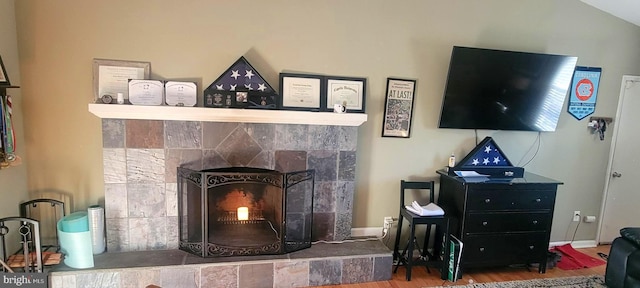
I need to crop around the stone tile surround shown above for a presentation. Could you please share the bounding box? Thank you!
[50,241,393,288]
[101,119,359,252]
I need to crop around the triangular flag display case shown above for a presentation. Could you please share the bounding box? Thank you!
[448,137,524,178]
[203,56,278,109]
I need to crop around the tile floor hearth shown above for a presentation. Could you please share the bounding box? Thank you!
[49,240,392,288]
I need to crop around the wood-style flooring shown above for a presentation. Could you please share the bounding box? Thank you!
[313,245,611,288]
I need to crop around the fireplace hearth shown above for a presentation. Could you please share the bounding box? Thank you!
[177,167,314,257]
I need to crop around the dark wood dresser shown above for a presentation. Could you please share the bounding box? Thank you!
[437,170,562,273]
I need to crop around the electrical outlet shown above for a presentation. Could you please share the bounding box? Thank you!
[573,211,581,222]
[383,216,394,232]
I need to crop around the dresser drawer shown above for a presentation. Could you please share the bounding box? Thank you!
[466,189,555,211]
[465,212,551,233]
[462,233,548,265]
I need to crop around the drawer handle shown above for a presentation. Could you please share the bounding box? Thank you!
[536,198,541,202]
[479,247,485,252]
[484,199,491,203]
[532,220,538,224]
[482,221,488,226]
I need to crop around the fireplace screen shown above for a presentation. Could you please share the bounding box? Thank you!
[177,167,314,257]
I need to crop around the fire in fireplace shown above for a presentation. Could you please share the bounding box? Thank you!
[177,167,314,257]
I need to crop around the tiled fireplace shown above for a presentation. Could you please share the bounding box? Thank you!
[101,119,358,252]
[50,110,392,288]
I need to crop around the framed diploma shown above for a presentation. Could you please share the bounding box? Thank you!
[382,78,416,138]
[93,58,150,104]
[325,76,366,113]
[0,56,10,86]
[278,73,324,111]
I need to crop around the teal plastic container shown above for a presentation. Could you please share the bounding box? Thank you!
[57,211,94,269]
[60,211,89,232]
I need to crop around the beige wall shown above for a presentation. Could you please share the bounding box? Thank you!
[0,0,28,254]
[13,0,640,242]
[0,0,28,217]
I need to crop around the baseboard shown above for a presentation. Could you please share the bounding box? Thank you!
[351,227,383,238]
[549,240,598,249]
[351,229,598,248]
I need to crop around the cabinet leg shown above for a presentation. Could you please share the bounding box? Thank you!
[539,261,547,273]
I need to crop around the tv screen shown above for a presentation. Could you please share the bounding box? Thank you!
[438,46,578,132]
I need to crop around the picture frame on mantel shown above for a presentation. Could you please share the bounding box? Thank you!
[325,76,366,113]
[92,58,150,104]
[0,55,10,86]
[278,73,325,111]
[381,78,416,138]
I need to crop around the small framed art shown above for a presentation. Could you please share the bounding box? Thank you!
[279,73,324,111]
[93,58,150,104]
[325,76,366,113]
[382,78,416,138]
[0,56,10,86]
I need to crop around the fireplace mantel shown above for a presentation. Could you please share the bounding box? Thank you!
[89,104,367,126]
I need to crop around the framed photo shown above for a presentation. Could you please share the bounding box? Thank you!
[325,76,366,113]
[278,73,324,111]
[93,58,150,104]
[382,78,416,138]
[0,55,10,86]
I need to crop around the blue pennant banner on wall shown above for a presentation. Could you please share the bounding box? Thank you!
[568,66,602,120]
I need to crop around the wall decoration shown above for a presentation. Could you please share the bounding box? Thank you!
[325,76,366,113]
[382,78,416,138]
[93,58,150,104]
[568,66,602,120]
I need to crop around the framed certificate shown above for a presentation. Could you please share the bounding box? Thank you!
[93,58,150,104]
[325,76,366,113]
[278,73,324,111]
[128,79,164,106]
[165,81,197,106]
[382,78,417,138]
[0,56,10,86]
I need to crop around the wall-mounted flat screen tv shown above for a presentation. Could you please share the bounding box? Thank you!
[438,46,578,132]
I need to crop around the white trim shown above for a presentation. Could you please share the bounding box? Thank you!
[351,229,600,249]
[549,240,598,249]
[88,103,367,126]
[351,227,383,238]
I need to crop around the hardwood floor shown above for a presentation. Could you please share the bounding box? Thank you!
[313,245,611,288]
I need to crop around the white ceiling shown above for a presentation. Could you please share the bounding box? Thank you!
[581,0,640,27]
